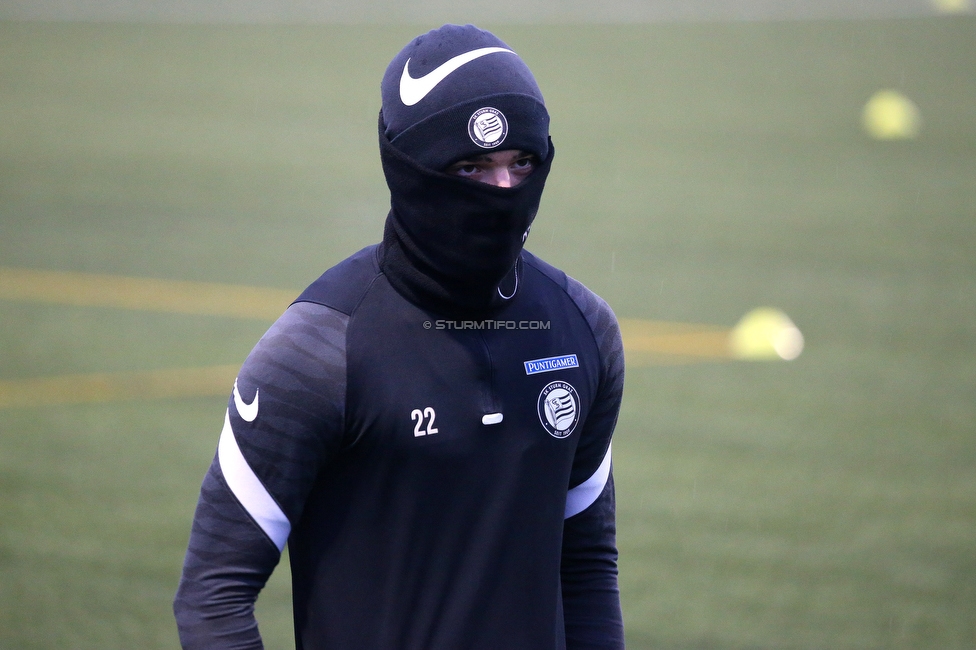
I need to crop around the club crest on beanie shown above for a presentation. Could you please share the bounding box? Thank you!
[381,24,550,171]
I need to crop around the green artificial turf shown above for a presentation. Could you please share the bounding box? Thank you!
[1,18,974,649]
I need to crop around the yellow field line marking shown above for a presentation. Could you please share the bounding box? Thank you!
[0,329,733,409]
[0,365,239,409]
[0,268,741,408]
[619,318,733,363]
[0,267,295,320]
[0,331,734,409]
[0,266,735,357]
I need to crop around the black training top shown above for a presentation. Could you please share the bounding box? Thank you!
[174,245,625,649]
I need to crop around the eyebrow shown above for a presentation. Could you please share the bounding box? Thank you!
[453,151,532,165]
[454,154,494,164]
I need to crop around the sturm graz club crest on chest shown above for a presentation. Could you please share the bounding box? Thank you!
[537,381,580,438]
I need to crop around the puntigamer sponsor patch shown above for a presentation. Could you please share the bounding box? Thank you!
[523,354,579,375]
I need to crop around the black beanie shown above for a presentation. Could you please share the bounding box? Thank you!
[381,24,550,171]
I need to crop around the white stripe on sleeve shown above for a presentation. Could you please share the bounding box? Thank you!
[564,443,612,519]
[217,409,291,551]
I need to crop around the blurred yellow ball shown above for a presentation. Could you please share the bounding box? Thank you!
[862,90,921,140]
[729,307,804,361]
[931,0,971,13]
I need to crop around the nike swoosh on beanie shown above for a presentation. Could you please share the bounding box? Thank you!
[399,47,516,106]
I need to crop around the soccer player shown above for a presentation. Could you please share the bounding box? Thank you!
[174,24,625,649]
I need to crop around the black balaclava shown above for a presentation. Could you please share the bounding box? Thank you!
[378,24,554,317]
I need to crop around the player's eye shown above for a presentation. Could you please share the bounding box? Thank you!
[447,162,482,177]
[511,156,536,173]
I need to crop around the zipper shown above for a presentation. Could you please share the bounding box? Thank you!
[477,330,503,425]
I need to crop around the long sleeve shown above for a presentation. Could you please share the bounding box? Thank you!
[173,461,282,648]
[173,302,349,649]
[561,275,626,649]
[562,473,624,649]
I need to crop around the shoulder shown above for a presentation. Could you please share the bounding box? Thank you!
[522,250,621,349]
[238,247,383,393]
[293,244,383,316]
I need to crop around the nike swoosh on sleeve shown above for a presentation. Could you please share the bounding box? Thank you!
[399,46,516,107]
[233,378,259,422]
